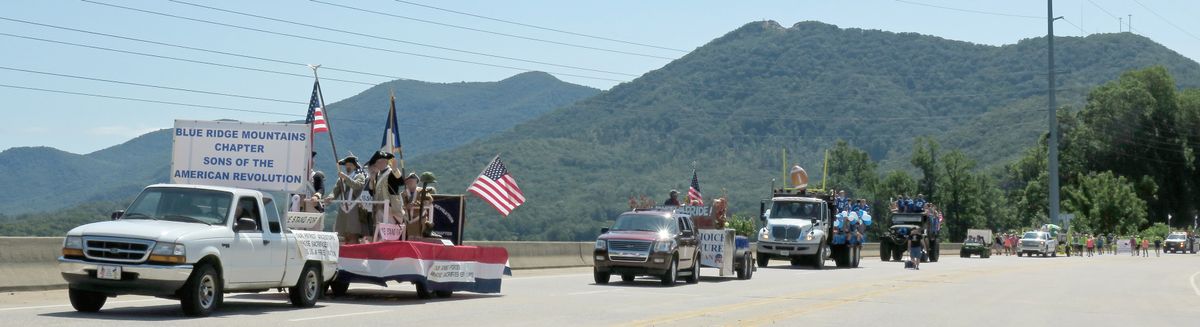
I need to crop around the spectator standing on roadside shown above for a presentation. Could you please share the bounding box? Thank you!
[1096,235,1104,255]
[1085,235,1094,257]
[1141,238,1150,257]
[1131,236,1138,256]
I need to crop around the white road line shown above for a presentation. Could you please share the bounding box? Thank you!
[288,309,392,322]
[0,299,163,312]
[1190,271,1200,296]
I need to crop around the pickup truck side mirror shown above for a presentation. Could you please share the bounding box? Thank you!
[236,218,258,232]
[600,227,609,235]
[110,210,124,220]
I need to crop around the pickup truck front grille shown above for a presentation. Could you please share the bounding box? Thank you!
[1021,240,1041,248]
[771,225,802,242]
[83,237,154,263]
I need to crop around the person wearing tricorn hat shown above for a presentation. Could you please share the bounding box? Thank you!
[291,151,326,212]
[366,150,407,239]
[326,154,369,244]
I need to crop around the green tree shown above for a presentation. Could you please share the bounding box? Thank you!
[825,140,878,197]
[1061,171,1149,235]
[937,150,985,240]
[911,137,940,199]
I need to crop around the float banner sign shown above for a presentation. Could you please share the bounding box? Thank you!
[292,231,339,262]
[431,195,466,245]
[171,120,310,192]
[286,212,324,231]
[698,229,735,276]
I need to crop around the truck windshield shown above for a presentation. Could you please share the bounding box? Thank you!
[1167,234,1186,240]
[769,201,822,220]
[1022,232,1040,239]
[124,188,233,226]
[611,214,677,234]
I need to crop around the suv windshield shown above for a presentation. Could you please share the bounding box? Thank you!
[124,187,233,226]
[611,214,678,234]
[769,201,823,220]
[1022,232,1041,239]
[1167,234,1186,240]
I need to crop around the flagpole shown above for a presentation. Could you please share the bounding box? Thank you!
[390,89,405,176]
[310,64,340,161]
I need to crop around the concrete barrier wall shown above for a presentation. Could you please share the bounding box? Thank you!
[0,237,962,291]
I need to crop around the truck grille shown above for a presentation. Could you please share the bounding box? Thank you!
[771,225,802,241]
[1021,240,1040,248]
[83,237,154,263]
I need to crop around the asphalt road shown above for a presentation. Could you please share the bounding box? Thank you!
[2,251,1198,326]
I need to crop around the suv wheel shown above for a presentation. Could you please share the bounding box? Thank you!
[593,267,610,285]
[289,264,321,308]
[68,288,106,313]
[660,257,678,286]
[180,263,221,317]
[685,255,700,284]
[757,253,769,267]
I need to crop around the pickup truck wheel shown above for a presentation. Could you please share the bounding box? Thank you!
[329,281,350,296]
[756,253,769,268]
[289,264,321,308]
[180,263,221,317]
[660,258,677,286]
[68,288,106,313]
[593,267,610,284]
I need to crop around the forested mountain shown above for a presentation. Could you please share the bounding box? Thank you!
[406,21,1200,241]
[0,72,598,215]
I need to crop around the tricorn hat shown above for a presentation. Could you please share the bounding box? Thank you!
[405,173,419,181]
[338,155,359,166]
[366,150,394,166]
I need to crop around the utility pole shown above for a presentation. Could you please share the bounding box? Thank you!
[1047,0,1062,227]
[1128,14,1132,32]
[1119,17,1123,32]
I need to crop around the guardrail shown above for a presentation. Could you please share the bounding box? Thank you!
[0,237,963,291]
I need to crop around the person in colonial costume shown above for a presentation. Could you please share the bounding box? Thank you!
[326,154,369,244]
[366,151,407,239]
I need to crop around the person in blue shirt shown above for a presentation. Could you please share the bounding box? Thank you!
[902,195,915,213]
[835,190,851,213]
[913,194,927,213]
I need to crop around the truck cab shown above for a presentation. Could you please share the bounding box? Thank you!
[59,184,337,316]
[593,210,700,286]
[755,195,831,269]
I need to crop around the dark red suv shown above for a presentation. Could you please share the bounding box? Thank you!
[593,210,699,286]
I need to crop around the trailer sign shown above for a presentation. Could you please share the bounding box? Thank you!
[699,229,735,276]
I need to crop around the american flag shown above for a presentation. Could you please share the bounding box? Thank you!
[305,80,328,134]
[688,169,703,206]
[468,156,525,216]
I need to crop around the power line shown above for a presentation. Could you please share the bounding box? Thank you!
[168,0,640,77]
[0,65,306,105]
[82,0,627,82]
[309,0,676,61]
[1085,0,1145,34]
[0,83,296,117]
[0,31,378,86]
[0,16,402,81]
[390,0,688,53]
[1132,0,1200,42]
[894,0,1042,20]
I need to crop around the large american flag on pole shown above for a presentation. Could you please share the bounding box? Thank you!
[468,156,525,217]
[688,169,703,206]
[304,80,328,134]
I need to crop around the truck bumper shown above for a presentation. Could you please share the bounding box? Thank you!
[59,257,193,296]
[594,251,672,276]
[756,240,819,257]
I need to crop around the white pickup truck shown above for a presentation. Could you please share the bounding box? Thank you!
[58,184,338,316]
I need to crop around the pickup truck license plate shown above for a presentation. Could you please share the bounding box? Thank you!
[780,251,790,256]
[97,265,121,280]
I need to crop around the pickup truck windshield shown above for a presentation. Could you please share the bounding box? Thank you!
[1022,232,1040,239]
[769,201,822,220]
[124,188,233,226]
[611,214,678,234]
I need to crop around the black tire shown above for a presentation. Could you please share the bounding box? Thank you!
[1017,252,1023,257]
[891,248,903,261]
[880,242,890,262]
[434,290,453,298]
[736,255,749,280]
[831,246,846,268]
[180,263,221,317]
[851,247,861,268]
[68,288,106,313]
[289,264,321,308]
[812,244,826,270]
[620,274,635,282]
[329,280,350,296]
[790,257,804,266]
[685,254,700,284]
[1052,250,1057,257]
[415,281,433,299]
[757,253,769,268]
[660,257,678,286]
[960,250,968,258]
[929,242,940,262]
[593,268,610,285]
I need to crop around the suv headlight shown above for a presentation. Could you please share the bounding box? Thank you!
[62,236,84,257]
[654,240,675,252]
[149,242,186,264]
[595,240,607,250]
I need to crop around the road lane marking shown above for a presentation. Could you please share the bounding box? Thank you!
[0,299,163,311]
[288,309,392,322]
[1190,271,1200,296]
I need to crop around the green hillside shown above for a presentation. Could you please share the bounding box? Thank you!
[407,21,1200,241]
[0,72,597,215]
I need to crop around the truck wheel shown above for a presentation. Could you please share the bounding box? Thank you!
[736,255,749,280]
[960,250,968,258]
[833,246,848,268]
[1052,250,1057,257]
[892,248,903,261]
[434,290,453,298]
[851,247,861,268]
[880,243,890,262]
[757,253,769,268]
[812,245,826,270]
[929,242,940,262]
[790,257,804,266]
[329,280,350,296]
[685,255,700,284]
[660,257,678,286]
[180,263,221,317]
[1017,252,1023,257]
[593,268,610,285]
[289,264,321,308]
[68,288,106,313]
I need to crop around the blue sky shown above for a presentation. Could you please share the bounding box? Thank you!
[2,0,1198,154]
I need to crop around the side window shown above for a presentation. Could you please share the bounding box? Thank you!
[235,197,262,232]
[263,198,282,234]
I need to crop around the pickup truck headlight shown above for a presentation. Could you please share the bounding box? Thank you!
[62,236,84,257]
[654,240,675,253]
[149,242,186,264]
[595,240,607,250]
